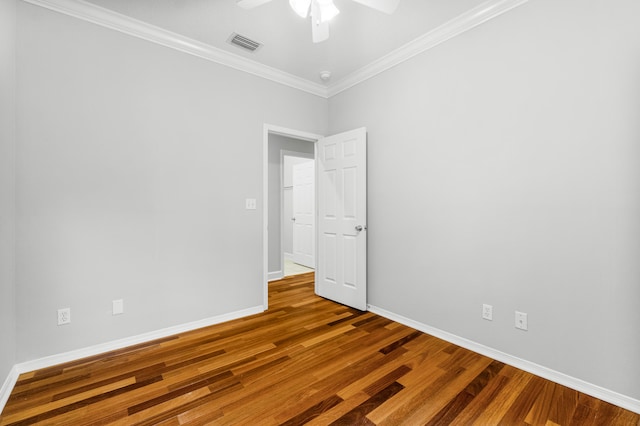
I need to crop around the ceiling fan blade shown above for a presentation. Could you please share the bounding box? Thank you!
[311,1,329,43]
[350,0,400,14]
[311,1,330,43]
[289,0,311,18]
[236,0,273,9]
[311,19,329,43]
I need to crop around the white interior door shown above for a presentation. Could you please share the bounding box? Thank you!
[292,160,315,268]
[317,127,367,311]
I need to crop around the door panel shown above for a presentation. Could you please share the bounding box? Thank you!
[316,128,367,311]
[324,233,337,282]
[292,160,315,268]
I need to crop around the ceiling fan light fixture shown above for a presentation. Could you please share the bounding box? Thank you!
[289,0,311,18]
[239,0,397,43]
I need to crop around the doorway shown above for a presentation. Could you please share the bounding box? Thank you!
[262,125,322,309]
[282,153,315,276]
[263,125,368,311]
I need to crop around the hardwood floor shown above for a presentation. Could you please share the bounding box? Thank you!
[1,273,638,425]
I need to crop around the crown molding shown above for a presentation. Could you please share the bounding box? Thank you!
[21,0,329,98]
[22,0,528,99]
[327,0,529,97]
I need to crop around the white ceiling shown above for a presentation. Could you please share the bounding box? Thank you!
[81,0,488,86]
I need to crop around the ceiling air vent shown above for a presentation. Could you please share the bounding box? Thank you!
[227,33,262,52]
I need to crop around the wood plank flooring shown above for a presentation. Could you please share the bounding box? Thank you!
[1,273,638,425]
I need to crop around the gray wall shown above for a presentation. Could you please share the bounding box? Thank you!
[329,0,640,400]
[15,2,327,361]
[267,135,314,274]
[0,0,17,382]
[5,0,640,407]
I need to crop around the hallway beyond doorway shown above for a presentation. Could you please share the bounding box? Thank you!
[284,258,314,276]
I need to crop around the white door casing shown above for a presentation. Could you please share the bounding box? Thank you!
[316,127,367,311]
[292,160,315,268]
[264,125,322,309]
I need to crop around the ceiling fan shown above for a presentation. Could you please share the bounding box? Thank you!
[236,0,400,43]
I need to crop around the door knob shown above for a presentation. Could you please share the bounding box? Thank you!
[355,225,364,232]
[291,217,296,221]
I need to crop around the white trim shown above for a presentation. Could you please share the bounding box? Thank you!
[268,270,284,281]
[267,125,322,142]
[328,0,529,97]
[263,125,270,310]
[13,306,263,375]
[21,0,327,98]
[368,304,640,415]
[263,124,322,310]
[0,366,19,414]
[0,306,262,412]
[21,0,529,99]
[5,303,637,415]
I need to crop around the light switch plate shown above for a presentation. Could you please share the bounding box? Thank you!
[112,299,124,315]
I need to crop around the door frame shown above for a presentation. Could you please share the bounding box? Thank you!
[263,124,323,310]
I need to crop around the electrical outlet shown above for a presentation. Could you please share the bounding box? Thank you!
[112,299,124,315]
[245,198,257,210]
[515,311,528,331]
[57,308,71,325]
[482,304,493,321]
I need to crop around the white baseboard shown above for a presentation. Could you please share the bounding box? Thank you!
[367,304,640,415]
[4,303,637,415]
[0,366,19,414]
[0,305,263,413]
[13,305,263,376]
[268,270,284,281]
